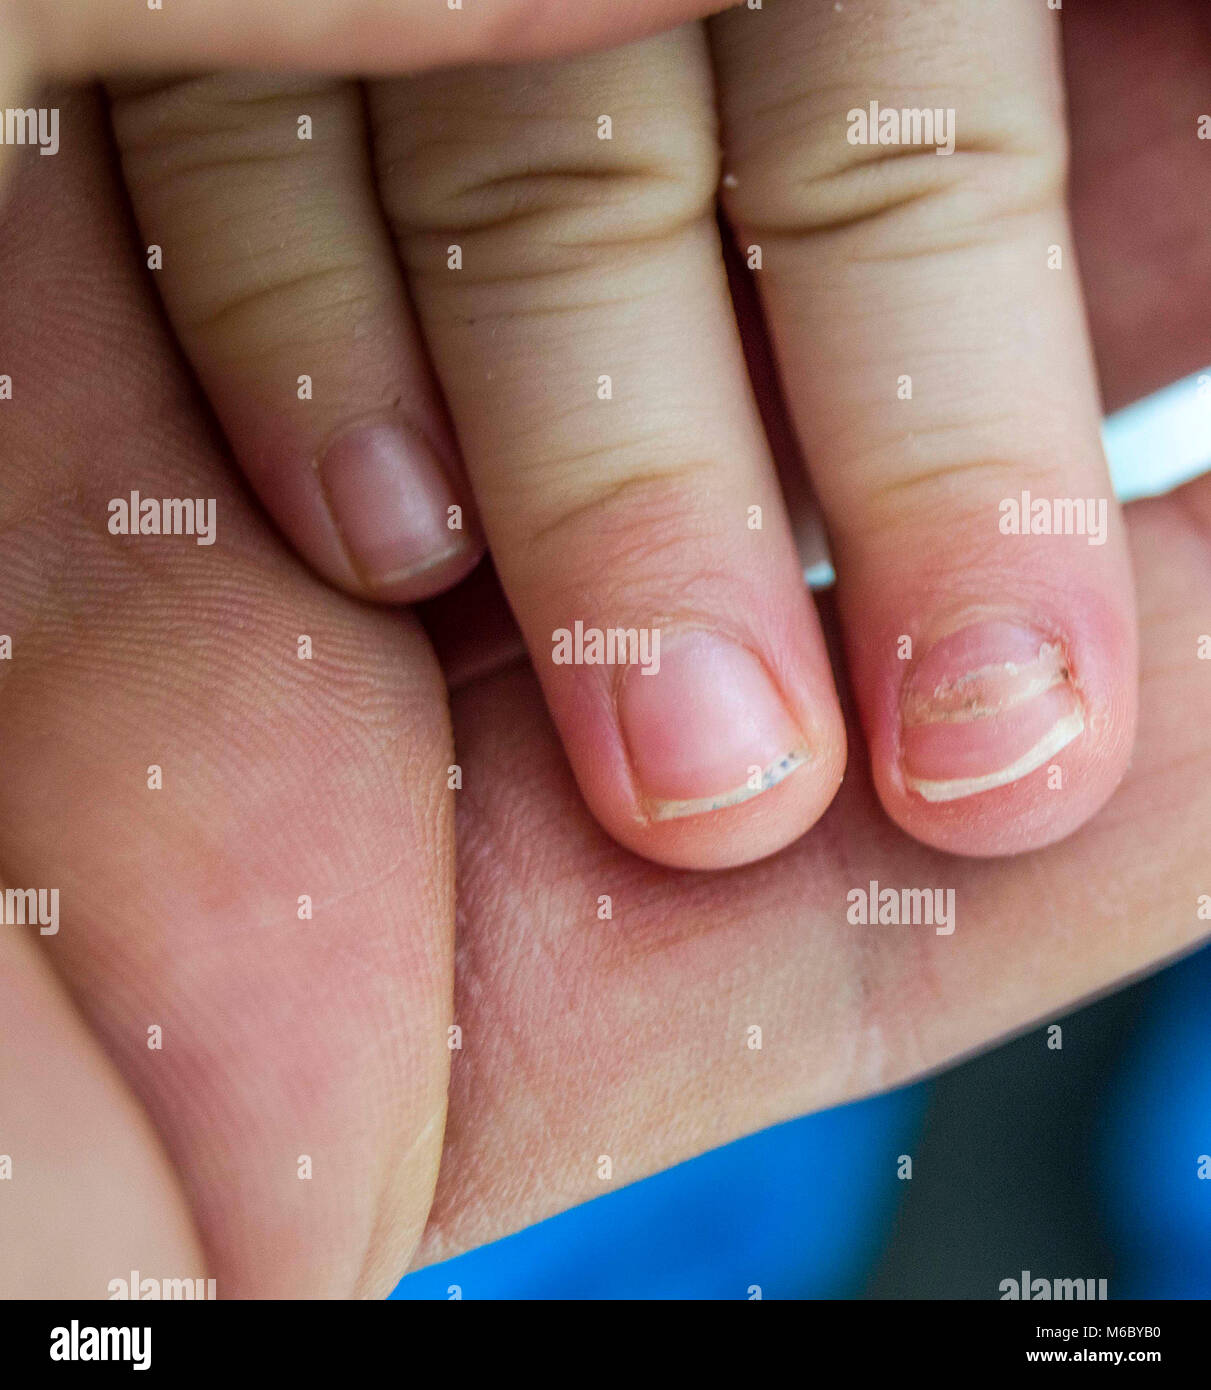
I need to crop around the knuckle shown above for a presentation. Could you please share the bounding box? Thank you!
[373,38,719,281]
[110,74,378,345]
[180,262,377,345]
[526,462,701,551]
[111,73,351,185]
[857,454,1066,540]
[723,87,1066,253]
[512,464,733,611]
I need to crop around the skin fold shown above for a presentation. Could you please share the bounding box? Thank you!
[0,0,1208,1297]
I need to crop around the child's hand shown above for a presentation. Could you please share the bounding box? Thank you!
[106,1,1137,869]
[0,2,1206,1294]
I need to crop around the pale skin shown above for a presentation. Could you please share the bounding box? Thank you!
[7,0,1143,869]
[0,0,1208,1296]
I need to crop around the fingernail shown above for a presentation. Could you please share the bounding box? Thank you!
[901,620,1085,803]
[618,629,808,821]
[317,421,471,589]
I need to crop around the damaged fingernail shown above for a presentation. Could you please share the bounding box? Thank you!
[901,620,1084,803]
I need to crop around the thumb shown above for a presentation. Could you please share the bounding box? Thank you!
[9,0,731,81]
[1,0,733,204]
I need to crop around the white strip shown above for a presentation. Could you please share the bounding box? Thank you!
[905,710,1084,804]
[649,748,809,821]
[908,645,1068,725]
[1101,367,1211,501]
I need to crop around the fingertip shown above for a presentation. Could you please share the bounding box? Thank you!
[352,535,487,605]
[564,623,848,870]
[312,417,480,600]
[623,725,847,870]
[864,599,1138,856]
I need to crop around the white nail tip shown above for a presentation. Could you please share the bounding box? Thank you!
[649,748,809,822]
[905,709,1085,803]
[373,544,469,587]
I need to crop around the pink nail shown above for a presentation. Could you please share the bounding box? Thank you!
[901,620,1084,802]
[617,629,808,820]
[317,421,470,589]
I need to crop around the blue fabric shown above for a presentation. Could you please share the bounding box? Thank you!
[392,1085,924,1299]
[1098,944,1211,1298]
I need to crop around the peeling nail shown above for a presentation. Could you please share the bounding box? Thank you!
[901,621,1084,803]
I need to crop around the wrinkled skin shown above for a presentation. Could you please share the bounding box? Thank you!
[1,0,1209,1296]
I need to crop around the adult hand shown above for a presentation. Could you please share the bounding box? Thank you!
[0,95,455,1297]
[0,0,1207,1296]
[417,0,1211,1258]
